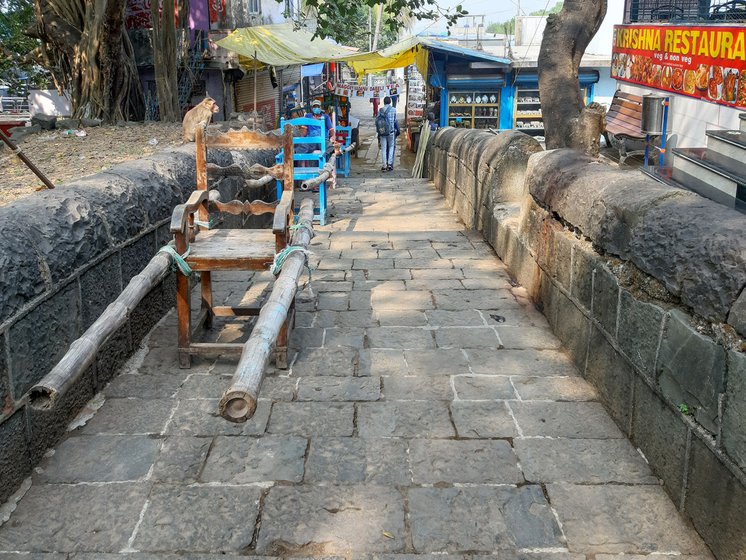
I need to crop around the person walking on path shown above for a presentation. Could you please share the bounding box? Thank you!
[376,96,399,172]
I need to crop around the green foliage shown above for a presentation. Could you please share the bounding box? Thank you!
[530,1,563,15]
[485,1,562,37]
[0,0,48,92]
[486,18,514,35]
[284,0,467,46]
[678,403,693,415]
[312,4,399,51]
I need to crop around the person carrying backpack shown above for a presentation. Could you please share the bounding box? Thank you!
[376,96,399,171]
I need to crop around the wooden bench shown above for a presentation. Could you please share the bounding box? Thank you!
[605,90,660,165]
[169,125,295,368]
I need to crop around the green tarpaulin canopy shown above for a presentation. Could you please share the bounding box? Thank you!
[216,23,356,68]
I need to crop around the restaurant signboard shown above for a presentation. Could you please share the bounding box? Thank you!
[611,24,746,108]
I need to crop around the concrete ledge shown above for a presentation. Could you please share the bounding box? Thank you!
[428,127,746,560]
[0,143,276,503]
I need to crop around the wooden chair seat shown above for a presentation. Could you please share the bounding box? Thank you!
[186,229,276,271]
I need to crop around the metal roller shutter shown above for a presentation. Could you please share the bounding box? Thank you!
[235,68,277,125]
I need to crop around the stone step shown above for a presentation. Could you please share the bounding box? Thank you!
[741,112,745,132]
[670,158,738,210]
[642,164,745,214]
[705,129,746,166]
[673,146,746,186]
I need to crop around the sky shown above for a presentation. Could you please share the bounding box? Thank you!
[411,0,564,35]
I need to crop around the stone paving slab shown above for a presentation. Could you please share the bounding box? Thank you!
[514,438,659,484]
[267,402,354,436]
[79,398,175,435]
[358,402,454,438]
[0,483,150,552]
[305,437,410,485]
[450,401,518,438]
[257,486,406,554]
[452,375,516,400]
[409,486,563,552]
[409,439,523,484]
[133,485,261,552]
[297,376,381,401]
[548,484,711,555]
[37,435,159,483]
[0,131,712,559]
[200,435,307,483]
[151,436,211,483]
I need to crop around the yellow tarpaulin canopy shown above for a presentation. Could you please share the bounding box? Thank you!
[342,37,429,80]
[342,37,512,82]
[216,23,356,69]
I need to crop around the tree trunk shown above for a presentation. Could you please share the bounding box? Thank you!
[151,0,180,122]
[34,0,144,122]
[538,0,607,155]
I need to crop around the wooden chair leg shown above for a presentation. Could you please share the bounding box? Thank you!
[176,273,192,369]
[200,271,213,329]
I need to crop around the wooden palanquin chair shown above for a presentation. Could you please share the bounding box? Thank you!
[169,125,295,369]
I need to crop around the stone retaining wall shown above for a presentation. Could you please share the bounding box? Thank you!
[0,143,277,504]
[429,128,746,560]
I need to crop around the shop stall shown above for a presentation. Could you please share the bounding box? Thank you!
[424,44,512,130]
[508,70,601,141]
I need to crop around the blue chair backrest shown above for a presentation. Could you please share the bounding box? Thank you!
[280,117,326,159]
[336,125,352,147]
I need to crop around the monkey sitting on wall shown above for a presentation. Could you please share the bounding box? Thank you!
[182,97,219,142]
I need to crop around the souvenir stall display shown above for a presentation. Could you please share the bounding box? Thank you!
[447,91,500,129]
[405,65,427,151]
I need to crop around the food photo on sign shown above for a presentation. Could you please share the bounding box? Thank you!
[611,24,746,108]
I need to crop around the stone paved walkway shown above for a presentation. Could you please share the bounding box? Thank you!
[0,130,714,559]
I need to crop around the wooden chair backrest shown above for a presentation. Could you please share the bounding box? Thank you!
[195,125,294,192]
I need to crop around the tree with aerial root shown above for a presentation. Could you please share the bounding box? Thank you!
[538,0,607,156]
[30,0,144,122]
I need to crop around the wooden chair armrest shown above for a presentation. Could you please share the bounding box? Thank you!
[273,190,294,234]
[170,190,209,233]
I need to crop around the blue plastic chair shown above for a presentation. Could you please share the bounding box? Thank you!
[335,125,352,178]
[275,117,328,225]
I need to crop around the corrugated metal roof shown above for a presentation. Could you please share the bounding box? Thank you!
[419,39,512,66]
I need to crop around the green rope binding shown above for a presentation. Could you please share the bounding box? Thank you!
[289,220,315,239]
[270,245,309,276]
[158,245,193,277]
[270,244,314,295]
[193,218,217,229]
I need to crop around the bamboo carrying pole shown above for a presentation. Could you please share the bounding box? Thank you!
[219,198,315,423]
[28,250,174,409]
[0,129,56,190]
[300,153,336,191]
[244,174,276,188]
